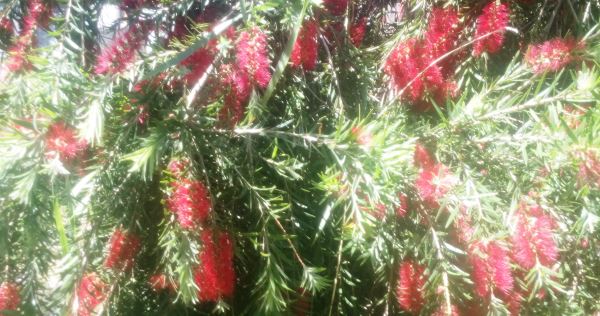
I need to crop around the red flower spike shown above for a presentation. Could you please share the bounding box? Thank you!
[5,0,46,72]
[414,143,434,169]
[291,20,319,71]
[104,229,142,271]
[469,240,514,299]
[512,204,558,269]
[180,46,215,86]
[396,193,409,218]
[167,179,212,229]
[385,38,425,101]
[76,273,107,316]
[424,8,462,75]
[396,260,426,313]
[350,18,367,47]
[45,122,88,162]
[0,18,13,34]
[0,282,20,314]
[525,37,581,74]
[415,163,457,209]
[218,64,252,126]
[473,2,510,56]
[235,28,271,88]
[324,0,348,16]
[194,230,236,301]
[94,22,149,75]
[454,207,475,245]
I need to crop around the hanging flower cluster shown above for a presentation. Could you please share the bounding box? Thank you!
[473,2,510,56]
[167,179,212,229]
[194,229,236,301]
[104,228,142,271]
[0,18,13,35]
[235,28,272,88]
[0,282,20,314]
[385,8,462,110]
[76,273,107,316]
[291,20,319,71]
[350,18,367,47]
[323,0,348,16]
[525,37,582,74]
[395,193,409,218]
[44,122,88,162]
[512,203,558,269]
[94,22,149,75]
[396,260,426,313]
[468,240,514,300]
[5,0,46,72]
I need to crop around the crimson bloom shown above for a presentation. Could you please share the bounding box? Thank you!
[469,240,514,299]
[45,122,87,162]
[194,229,236,301]
[396,260,426,313]
[525,37,581,74]
[218,64,252,126]
[473,2,510,56]
[396,193,409,218]
[415,163,457,209]
[104,229,142,271]
[511,204,558,269]
[167,179,212,229]
[94,22,149,75]
[323,0,348,16]
[291,20,319,71]
[236,27,272,88]
[350,18,367,47]
[0,282,20,315]
[5,0,46,72]
[76,273,107,316]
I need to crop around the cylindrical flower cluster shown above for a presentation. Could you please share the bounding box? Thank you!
[45,122,88,162]
[104,228,142,271]
[0,282,20,315]
[194,229,236,301]
[94,22,149,75]
[396,260,426,313]
[473,2,510,56]
[512,203,558,269]
[291,20,319,71]
[525,37,581,74]
[76,273,107,316]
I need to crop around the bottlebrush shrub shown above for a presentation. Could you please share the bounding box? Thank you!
[1,0,600,315]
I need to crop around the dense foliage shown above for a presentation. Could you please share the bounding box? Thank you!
[0,0,599,315]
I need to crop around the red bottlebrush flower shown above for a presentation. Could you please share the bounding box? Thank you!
[219,64,252,126]
[473,2,510,56]
[0,18,13,34]
[181,47,214,85]
[4,0,46,72]
[94,22,148,75]
[432,304,460,316]
[0,282,20,314]
[76,273,107,316]
[149,274,177,292]
[385,38,424,101]
[469,240,514,299]
[415,163,457,209]
[525,37,581,74]
[45,122,87,162]
[194,230,236,301]
[291,20,319,71]
[414,143,434,169]
[577,150,600,188]
[512,204,558,269]
[167,179,212,229]
[396,260,426,313]
[235,28,271,88]
[323,0,348,16]
[396,193,409,217]
[104,228,142,271]
[350,18,367,47]
[424,8,462,74]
